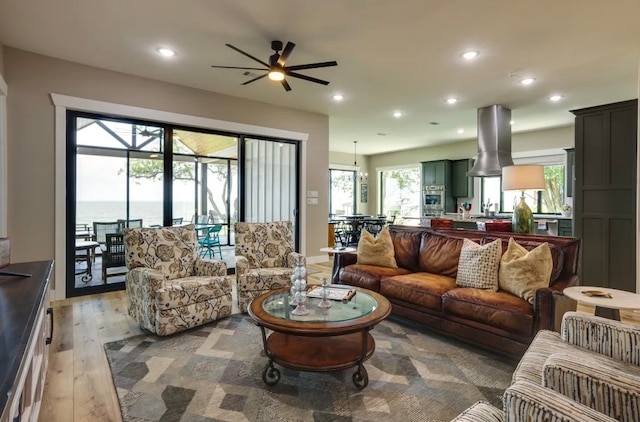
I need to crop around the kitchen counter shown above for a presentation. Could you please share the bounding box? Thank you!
[441,213,572,221]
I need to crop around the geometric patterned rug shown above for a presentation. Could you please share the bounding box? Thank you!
[104,314,517,421]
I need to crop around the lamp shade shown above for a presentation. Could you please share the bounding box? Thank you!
[501,165,545,191]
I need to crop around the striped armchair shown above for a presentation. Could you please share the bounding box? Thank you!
[453,311,639,421]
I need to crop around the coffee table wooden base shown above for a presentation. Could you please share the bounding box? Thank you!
[258,328,374,389]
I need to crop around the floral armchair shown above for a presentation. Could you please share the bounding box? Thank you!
[123,224,232,336]
[234,221,305,312]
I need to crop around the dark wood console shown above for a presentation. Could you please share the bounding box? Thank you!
[0,261,54,422]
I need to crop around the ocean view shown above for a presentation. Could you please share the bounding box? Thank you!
[76,201,196,227]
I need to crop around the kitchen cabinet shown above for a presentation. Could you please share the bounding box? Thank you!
[558,219,573,236]
[422,160,451,186]
[572,99,637,292]
[565,148,575,198]
[421,160,455,213]
[452,159,474,198]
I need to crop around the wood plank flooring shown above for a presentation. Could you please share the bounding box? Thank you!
[38,260,640,421]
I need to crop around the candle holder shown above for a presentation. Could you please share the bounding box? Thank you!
[317,277,332,308]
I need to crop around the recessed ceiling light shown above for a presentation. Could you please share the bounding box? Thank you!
[510,120,515,125]
[462,51,479,60]
[332,94,344,101]
[393,111,403,118]
[457,128,465,134]
[520,77,535,86]
[156,47,176,57]
[549,94,563,102]
[446,97,458,105]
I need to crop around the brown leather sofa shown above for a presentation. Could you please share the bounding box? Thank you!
[333,225,581,357]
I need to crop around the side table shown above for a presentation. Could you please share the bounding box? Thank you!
[320,246,356,283]
[563,286,640,321]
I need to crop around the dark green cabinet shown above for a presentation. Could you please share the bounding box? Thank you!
[572,99,637,292]
[452,159,474,198]
[558,219,572,236]
[422,160,450,186]
[565,148,575,198]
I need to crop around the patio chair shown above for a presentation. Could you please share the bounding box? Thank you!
[117,218,143,228]
[198,224,223,259]
[102,232,126,282]
[123,224,232,336]
[172,217,184,225]
[234,221,305,312]
[93,221,121,245]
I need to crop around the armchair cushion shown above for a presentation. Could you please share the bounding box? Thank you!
[235,221,295,268]
[512,330,571,385]
[543,350,640,421]
[124,224,199,279]
[156,276,233,310]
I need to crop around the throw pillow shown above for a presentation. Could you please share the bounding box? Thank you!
[456,238,502,291]
[357,226,397,268]
[498,237,552,304]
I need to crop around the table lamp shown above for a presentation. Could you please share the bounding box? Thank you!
[501,165,545,233]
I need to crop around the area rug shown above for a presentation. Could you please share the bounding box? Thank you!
[104,314,516,421]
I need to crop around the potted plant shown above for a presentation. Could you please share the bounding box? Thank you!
[561,204,572,218]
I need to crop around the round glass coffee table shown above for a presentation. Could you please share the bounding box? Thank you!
[248,287,391,389]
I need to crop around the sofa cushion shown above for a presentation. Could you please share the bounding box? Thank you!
[380,272,457,311]
[418,231,465,277]
[442,288,534,336]
[456,239,501,291]
[340,264,411,292]
[357,227,397,268]
[499,238,553,304]
[390,228,423,271]
[483,235,565,283]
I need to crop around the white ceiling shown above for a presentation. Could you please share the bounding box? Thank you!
[1,0,639,155]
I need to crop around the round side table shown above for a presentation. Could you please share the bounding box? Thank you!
[320,246,356,284]
[563,286,640,321]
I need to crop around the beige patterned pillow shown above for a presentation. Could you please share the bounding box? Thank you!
[357,226,397,268]
[499,238,552,304]
[456,238,501,290]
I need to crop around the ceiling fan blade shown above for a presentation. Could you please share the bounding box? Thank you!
[241,74,267,85]
[225,44,270,68]
[277,42,296,67]
[285,61,338,71]
[286,71,330,85]
[281,79,292,91]
[211,65,267,70]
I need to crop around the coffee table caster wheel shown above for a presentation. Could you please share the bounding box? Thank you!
[262,363,281,386]
[352,366,368,390]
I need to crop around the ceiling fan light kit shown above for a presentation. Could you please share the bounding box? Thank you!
[211,40,338,91]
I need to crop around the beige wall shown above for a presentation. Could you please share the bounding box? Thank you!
[366,125,574,212]
[0,44,4,77]
[4,48,329,282]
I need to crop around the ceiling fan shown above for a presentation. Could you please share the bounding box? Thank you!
[211,40,338,91]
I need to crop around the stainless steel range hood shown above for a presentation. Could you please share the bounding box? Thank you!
[466,105,514,177]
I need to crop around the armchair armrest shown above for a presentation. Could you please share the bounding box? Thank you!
[561,311,640,365]
[286,251,305,268]
[543,350,640,421]
[450,401,504,422]
[236,255,249,275]
[194,258,227,277]
[127,267,167,294]
[504,381,617,422]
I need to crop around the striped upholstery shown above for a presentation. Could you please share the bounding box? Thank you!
[504,381,618,422]
[450,401,505,422]
[543,350,640,421]
[562,311,640,365]
[512,330,569,385]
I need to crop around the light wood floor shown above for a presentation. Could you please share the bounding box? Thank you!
[39,260,640,422]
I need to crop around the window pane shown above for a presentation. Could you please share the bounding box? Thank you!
[504,190,539,212]
[329,170,355,216]
[481,177,501,212]
[541,165,565,213]
[381,168,420,218]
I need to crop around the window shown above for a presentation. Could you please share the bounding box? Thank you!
[329,169,355,216]
[481,164,565,214]
[380,167,421,218]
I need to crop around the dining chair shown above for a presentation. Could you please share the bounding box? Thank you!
[102,232,126,282]
[198,224,223,259]
[172,217,184,225]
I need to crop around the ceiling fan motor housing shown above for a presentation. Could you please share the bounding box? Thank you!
[271,40,283,52]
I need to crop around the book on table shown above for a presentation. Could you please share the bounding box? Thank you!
[307,284,357,301]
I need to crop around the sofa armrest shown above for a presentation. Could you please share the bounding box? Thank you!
[194,258,227,277]
[532,274,580,332]
[504,381,617,422]
[543,350,640,420]
[332,252,358,284]
[287,252,306,268]
[450,401,504,422]
[561,311,640,365]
